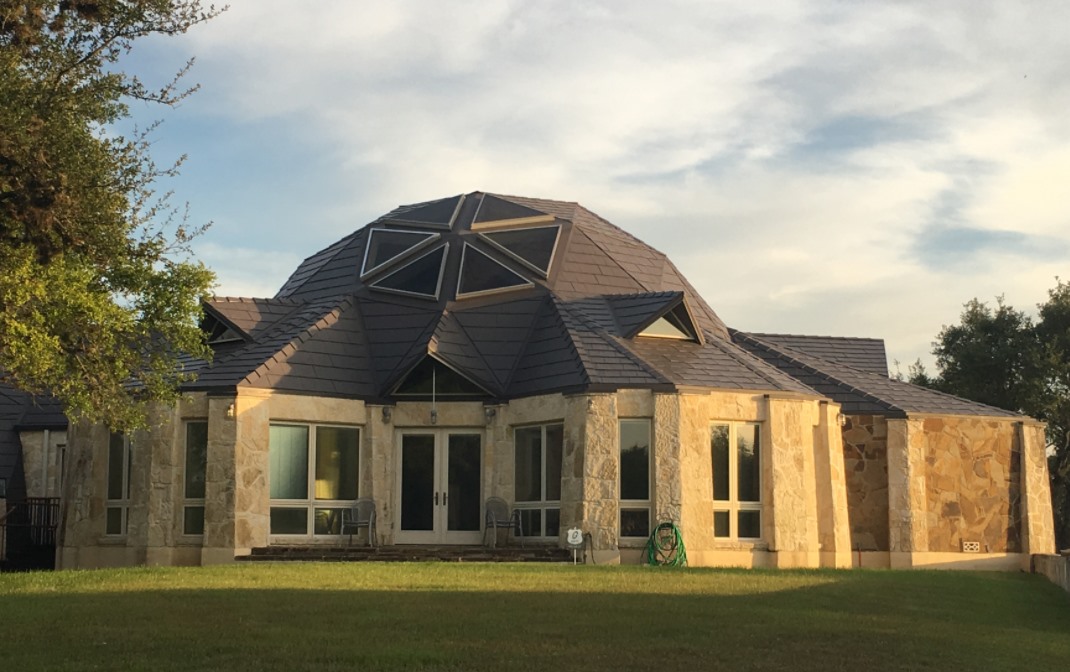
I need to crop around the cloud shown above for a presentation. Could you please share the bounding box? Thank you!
[127,0,1070,369]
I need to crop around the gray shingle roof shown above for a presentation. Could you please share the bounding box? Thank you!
[733,331,1021,418]
[182,192,926,405]
[745,333,890,377]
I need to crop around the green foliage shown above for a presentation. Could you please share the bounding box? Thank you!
[923,283,1070,548]
[0,1,222,428]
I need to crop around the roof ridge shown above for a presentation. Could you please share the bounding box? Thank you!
[240,297,352,386]
[706,331,822,395]
[208,296,302,305]
[431,310,503,394]
[748,331,886,343]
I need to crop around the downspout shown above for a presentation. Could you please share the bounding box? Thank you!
[42,429,50,497]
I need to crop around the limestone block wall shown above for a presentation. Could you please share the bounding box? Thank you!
[813,402,852,568]
[842,415,890,551]
[921,417,1021,553]
[766,397,821,567]
[19,429,67,498]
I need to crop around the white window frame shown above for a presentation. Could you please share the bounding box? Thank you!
[182,420,208,537]
[512,422,563,539]
[711,422,763,542]
[268,423,361,541]
[105,433,132,537]
[619,418,653,541]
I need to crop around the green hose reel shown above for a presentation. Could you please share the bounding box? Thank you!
[644,520,687,567]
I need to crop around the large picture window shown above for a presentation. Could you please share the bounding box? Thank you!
[183,421,208,535]
[711,423,762,540]
[513,423,563,538]
[619,419,651,539]
[269,424,360,538]
[106,433,132,536]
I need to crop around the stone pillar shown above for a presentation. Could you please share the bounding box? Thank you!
[144,404,179,566]
[887,418,928,567]
[562,393,619,561]
[202,395,237,565]
[653,393,682,524]
[365,404,395,544]
[766,397,820,568]
[813,402,852,568]
[58,422,108,568]
[234,391,270,556]
[1019,421,1056,556]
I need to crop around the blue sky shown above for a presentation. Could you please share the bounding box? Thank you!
[128,1,1070,372]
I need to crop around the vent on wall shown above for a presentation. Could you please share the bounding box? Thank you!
[961,540,981,553]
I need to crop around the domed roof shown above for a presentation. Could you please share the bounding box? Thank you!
[192,192,817,401]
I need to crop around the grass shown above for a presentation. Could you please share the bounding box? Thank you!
[2,564,1069,671]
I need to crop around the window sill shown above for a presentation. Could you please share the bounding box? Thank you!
[711,540,768,551]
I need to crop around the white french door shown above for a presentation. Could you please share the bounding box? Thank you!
[395,430,483,544]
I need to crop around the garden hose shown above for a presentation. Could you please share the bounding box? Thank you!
[644,520,687,567]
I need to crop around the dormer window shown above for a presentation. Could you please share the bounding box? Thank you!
[637,303,698,341]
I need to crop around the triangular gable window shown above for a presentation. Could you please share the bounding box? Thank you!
[202,314,245,344]
[383,194,464,229]
[456,244,533,298]
[361,228,439,278]
[471,194,555,229]
[479,225,560,277]
[393,357,489,398]
[370,244,448,300]
[638,304,698,341]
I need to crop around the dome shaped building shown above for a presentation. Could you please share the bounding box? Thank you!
[53,192,1056,569]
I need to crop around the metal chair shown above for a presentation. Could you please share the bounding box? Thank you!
[340,498,377,546]
[483,497,523,548]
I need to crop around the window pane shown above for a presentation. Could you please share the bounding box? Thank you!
[270,507,307,535]
[269,425,309,500]
[314,426,359,501]
[107,433,125,500]
[447,434,482,533]
[620,508,650,538]
[518,509,542,537]
[457,244,530,296]
[619,419,650,501]
[481,225,559,274]
[545,424,563,501]
[184,422,208,499]
[711,425,729,501]
[363,229,437,276]
[738,510,761,539]
[106,507,124,535]
[545,508,560,538]
[737,424,761,503]
[314,508,344,535]
[714,510,730,538]
[183,506,205,535]
[514,427,542,502]
[371,245,446,298]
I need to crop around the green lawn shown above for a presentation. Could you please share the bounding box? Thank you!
[2,563,1068,671]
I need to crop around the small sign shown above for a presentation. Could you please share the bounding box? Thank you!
[566,527,584,548]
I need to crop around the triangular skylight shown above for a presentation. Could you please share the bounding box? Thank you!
[202,314,246,344]
[637,304,698,341]
[471,194,555,230]
[383,194,465,229]
[478,225,560,277]
[392,356,490,397]
[361,228,439,278]
[370,244,448,300]
[456,244,533,298]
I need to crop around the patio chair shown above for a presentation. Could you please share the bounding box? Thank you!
[341,498,377,547]
[483,497,523,548]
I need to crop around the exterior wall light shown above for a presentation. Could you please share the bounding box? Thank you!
[837,413,847,427]
[226,403,235,419]
[381,406,392,423]
[484,406,496,424]
[430,408,438,425]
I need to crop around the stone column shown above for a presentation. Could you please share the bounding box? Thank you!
[653,393,682,525]
[766,397,820,568]
[887,418,928,567]
[202,395,237,565]
[812,402,852,567]
[365,404,395,544]
[1019,421,1056,556]
[144,403,179,566]
[57,422,108,568]
[562,393,620,561]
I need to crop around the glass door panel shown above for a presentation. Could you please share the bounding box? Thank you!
[400,434,436,534]
[447,434,482,535]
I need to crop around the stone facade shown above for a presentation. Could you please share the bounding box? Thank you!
[842,415,889,552]
[57,387,1054,571]
[18,428,67,498]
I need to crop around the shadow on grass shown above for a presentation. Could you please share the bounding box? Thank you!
[5,569,1069,672]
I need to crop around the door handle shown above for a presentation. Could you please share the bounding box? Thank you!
[434,492,439,505]
[443,492,448,505]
